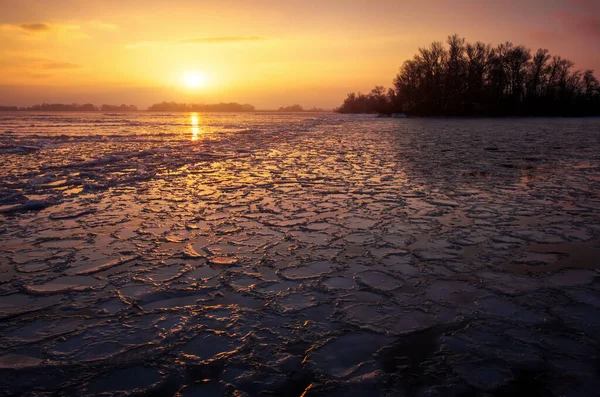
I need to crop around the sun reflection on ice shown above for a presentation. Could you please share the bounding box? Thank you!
[190,112,200,141]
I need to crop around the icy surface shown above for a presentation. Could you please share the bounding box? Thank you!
[1,112,600,396]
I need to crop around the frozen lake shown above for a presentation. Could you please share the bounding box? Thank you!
[1,112,600,396]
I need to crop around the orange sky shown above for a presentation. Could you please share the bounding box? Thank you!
[0,0,599,109]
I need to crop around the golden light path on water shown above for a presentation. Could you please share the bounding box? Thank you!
[190,112,200,141]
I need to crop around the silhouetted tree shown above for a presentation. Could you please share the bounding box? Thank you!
[101,104,138,111]
[337,34,600,116]
[465,41,493,114]
[445,34,467,115]
[20,103,100,111]
[278,104,304,112]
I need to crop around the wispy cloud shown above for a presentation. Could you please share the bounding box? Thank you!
[179,36,265,44]
[567,0,600,8]
[89,21,119,31]
[0,22,88,42]
[0,55,83,73]
[554,11,600,40]
[527,29,561,43]
[126,36,267,49]
[24,72,53,79]
[528,10,600,45]
[19,23,51,32]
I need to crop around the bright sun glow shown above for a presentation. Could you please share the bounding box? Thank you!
[182,71,207,89]
[190,112,199,141]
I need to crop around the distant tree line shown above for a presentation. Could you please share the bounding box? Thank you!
[0,102,256,112]
[19,103,97,111]
[147,101,255,112]
[100,104,138,111]
[0,103,138,111]
[278,104,304,112]
[277,104,324,112]
[0,102,329,112]
[337,34,600,116]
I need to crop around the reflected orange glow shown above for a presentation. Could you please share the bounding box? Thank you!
[190,112,200,141]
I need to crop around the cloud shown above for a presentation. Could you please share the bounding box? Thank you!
[19,23,51,32]
[527,29,560,43]
[179,36,265,44]
[0,55,83,72]
[42,61,83,70]
[529,11,600,45]
[90,21,119,31]
[0,22,88,42]
[554,11,600,40]
[567,0,600,8]
[126,36,266,49]
[24,72,52,79]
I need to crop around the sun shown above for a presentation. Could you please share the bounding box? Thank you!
[182,71,207,89]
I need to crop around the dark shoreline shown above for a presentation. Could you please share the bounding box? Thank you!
[2,109,600,118]
[0,109,333,113]
[373,113,600,119]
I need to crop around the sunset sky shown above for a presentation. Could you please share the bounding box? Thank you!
[0,0,599,109]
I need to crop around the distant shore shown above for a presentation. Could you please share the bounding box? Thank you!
[336,34,600,117]
[0,103,330,113]
[0,109,333,113]
[3,109,600,118]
